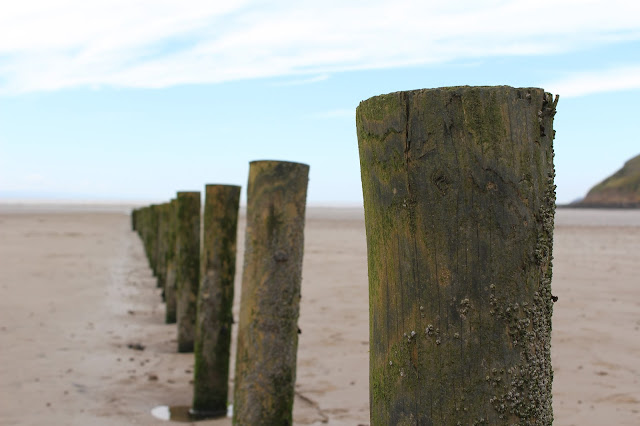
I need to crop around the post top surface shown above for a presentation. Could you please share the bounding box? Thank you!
[204,184,241,189]
[249,159,310,169]
[359,85,551,105]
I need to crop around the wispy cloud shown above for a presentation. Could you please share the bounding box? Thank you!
[544,65,640,98]
[2,0,640,94]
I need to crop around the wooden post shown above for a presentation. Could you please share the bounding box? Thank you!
[356,86,557,425]
[139,206,151,261]
[175,191,201,353]
[140,204,160,276]
[155,202,172,289]
[136,206,146,238]
[131,208,138,232]
[192,184,241,416]
[233,160,309,425]
[165,199,178,324]
[138,206,150,262]
[148,204,160,277]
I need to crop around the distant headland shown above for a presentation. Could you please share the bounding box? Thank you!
[567,153,640,208]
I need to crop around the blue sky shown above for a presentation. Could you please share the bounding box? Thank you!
[1,0,639,205]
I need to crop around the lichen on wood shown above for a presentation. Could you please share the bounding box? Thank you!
[357,86,557,425]
[192,184,241,415]
[175,191,201,353]
[165,198,178,324]
[233,160,309,425]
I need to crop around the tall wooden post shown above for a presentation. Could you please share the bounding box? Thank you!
[233,160,309,425]
[148,204,160,277]
[192,184,241,416]
[155,202,171,289]
[165,199,178,324]
[140,205,156,270]
[357,86,557,425]
[175,191,201,353]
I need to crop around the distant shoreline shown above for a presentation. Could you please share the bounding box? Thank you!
[557,203,640,209]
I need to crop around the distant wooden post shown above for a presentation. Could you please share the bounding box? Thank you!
[140,207,151,261]
[141,204,160,277]
[156,202,173,289]
[233,161,309,425]
[131,208,138,232]
[149,204,161,277]
[357,86,557,425]
[165,199,178,324]
[192,184,241,416]
[139,206,151,263]
[175,191,201,353]
[155,203,166,289]
[136,206,146,238]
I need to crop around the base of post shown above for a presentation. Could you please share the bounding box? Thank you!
[188,407,228,420]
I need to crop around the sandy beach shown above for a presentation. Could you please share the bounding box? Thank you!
[0,204,638,425]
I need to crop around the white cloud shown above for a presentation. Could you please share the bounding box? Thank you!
[1,0,640,94]
[544,65,640,98]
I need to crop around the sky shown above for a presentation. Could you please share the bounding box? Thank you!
[1,0,639,205]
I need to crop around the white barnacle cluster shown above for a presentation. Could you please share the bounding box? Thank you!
[459,298,471,318]
[405,330,417,343]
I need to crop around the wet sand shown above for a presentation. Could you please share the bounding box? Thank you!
[0,205,638,425]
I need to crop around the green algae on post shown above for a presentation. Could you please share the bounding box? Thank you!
[357,86,557,425]
[164,199,178,324]
[155,202,172,290]
[192,184,241,416]
[175,191,201,353]
[233,160,309,425]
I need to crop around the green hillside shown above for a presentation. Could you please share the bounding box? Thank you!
[577,154,640,208]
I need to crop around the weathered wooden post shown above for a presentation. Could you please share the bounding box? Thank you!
[192,184,241,417]
[138,206,150,260]
[155,202,172,289]
[131,208,138,232]
[357,86,557,425]
[138,206,149,255]
[148,204,160,277]
[165,199,178,324]
[175,191,201,353]
[233,160,309,425]
[136,206,146,238]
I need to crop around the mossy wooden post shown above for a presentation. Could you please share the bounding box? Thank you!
[165,198,178,324]
[192,184,241,416]
[136,206,146,238]
[143,204,160,276]
[139,206,150,260]
[357,86,557,425]
[131,208,138,232]
[139,206,150,259]
[233,160,309,425]
[155,202,172,289]
[175,191,201,353]
[150,204,160,276]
